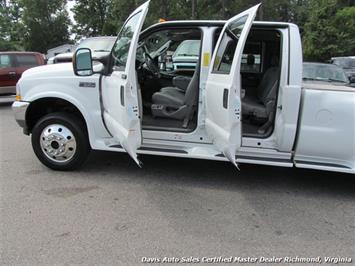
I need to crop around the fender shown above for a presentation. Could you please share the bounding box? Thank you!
[23,81,111,148]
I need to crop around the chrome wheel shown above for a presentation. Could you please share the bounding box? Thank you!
[40,124,77,163]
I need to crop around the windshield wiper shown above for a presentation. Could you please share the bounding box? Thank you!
[93,49,110,52]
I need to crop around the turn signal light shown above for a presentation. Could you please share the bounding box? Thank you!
[15,94,21,101]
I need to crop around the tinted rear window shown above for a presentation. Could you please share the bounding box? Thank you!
[0,54,13,68]
[16,55,39,67]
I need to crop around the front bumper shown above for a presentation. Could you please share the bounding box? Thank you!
[12,101,30,134]
[0,86,16,95]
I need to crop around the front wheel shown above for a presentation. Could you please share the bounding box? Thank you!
[31,112,91,171]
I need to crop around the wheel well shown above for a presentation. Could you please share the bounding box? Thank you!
[26,98,88,134]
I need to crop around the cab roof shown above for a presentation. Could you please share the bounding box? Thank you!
[141,20,294,39]
[145,20,293,30]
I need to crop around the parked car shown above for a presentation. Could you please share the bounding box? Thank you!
[303,62,351,85]
[172,40,201,70]
[331,56,355,78]
[0,52,44,95]
[12,3,355,174]
[47,36,116,64]
[47,52,74,64]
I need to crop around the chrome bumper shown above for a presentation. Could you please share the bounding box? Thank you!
[12,101,30,134]
[0,85,16,95]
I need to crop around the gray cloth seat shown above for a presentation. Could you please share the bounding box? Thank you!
[242,67,280,120]
[160,76,192,94]
[151,65,200,125]
[152,88,185,107]
[242,96,268,118]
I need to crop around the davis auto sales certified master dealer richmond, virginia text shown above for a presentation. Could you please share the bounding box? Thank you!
[141,256,352,264]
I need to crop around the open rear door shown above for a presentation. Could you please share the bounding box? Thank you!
[205,4,260,168]
[101,1,150,167]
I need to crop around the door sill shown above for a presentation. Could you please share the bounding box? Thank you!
[142,125,194,133]
[141,114,197,133]
[216,153,293,167]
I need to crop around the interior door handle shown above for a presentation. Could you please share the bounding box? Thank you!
[223,89,229,109]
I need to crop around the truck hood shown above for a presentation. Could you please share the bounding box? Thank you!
[54,52,73,59]
[173,55,199,63]
[22,63,74,79]
[344,69,355,77]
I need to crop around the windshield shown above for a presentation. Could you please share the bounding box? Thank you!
[77,38,115,52]
[303,63,349,83]
[332,58,355,69]
[173,40,201,57]
[144,31,170,57]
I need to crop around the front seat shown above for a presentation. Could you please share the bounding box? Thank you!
[151,63,200,127]
[161,76,192,93]
[242,57,280,133]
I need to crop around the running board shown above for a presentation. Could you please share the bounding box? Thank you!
[294,160,354,174]
[109,145,188,154]
[216,154,293,167]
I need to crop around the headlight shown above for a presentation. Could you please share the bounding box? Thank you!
[15,83,21,101]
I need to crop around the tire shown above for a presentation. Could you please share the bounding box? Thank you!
[31,112,91,171]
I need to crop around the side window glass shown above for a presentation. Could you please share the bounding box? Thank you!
[212,15,248,74]
[0,55,12,68]
[212,29,222,51]
[112,12,141,71]
[16,55,38,67]
[241,42,262,73]
[214,38,237,73]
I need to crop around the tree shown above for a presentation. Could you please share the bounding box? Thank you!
[71,0,112,39]
[0,0,25,51]
[21,0,71,53]
[303,0,355,61]
[106,0,143,34]
[191,0,197,19]
[334,6,355,55]
[1,0,354,61]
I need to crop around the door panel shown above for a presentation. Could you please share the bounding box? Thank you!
[0,54,17,89]
[14,54,41,82]
[205,4,260,167]
[101,1,150,166]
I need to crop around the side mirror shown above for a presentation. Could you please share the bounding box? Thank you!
[73,48,93,76]
[349,76,355,84]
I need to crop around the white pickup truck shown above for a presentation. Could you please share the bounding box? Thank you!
[12,2,355,174]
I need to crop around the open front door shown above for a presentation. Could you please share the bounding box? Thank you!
[205,4,260,167]
[101,2,150,167]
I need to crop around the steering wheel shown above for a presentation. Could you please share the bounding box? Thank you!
[143,46,161,78]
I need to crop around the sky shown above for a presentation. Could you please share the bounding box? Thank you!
[66,0,76,40]
[66,0,75,24]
